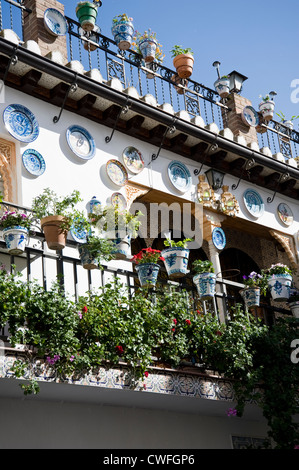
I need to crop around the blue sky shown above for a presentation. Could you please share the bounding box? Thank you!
[3,0,299,126]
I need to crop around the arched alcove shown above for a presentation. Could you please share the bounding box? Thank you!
[219,247,260,284]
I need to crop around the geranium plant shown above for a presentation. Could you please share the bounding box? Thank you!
[132,247,164,264]
[192,259,214,274]
[0,210,33,230]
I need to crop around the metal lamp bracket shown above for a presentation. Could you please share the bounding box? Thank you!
[53,74,78,124]
[151,118,177,161]
[105,97,131,143]
[267,172,290,204]
[231,158,255,191]
[193,141,219,176]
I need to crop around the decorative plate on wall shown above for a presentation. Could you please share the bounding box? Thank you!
[106,160,128,187]
[212,227,226,250]
[3,104,39,143]
[241,106,259,127]
[44,8,68,36]
[168,160,192,193]
[111,192,127,210]
[243,189,264,218]
[22,149,46,176]
[122,146,144,174]
[277,203,293,226]
[66,125,96,160]
[70,222,88,244]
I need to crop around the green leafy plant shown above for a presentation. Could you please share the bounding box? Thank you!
[276,111,299,122]
[170,45,193,57]
[163,237,192,248]
[132,30,164,64]
[92,205,142,238]
[112,13,133,24]
[192,259,214,274]
[0,210,33,229]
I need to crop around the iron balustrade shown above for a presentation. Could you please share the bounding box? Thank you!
[257,118,299,162]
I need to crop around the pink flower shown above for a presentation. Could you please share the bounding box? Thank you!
[70,355,75,362]
[77,311,82,319]
[173,319,177,325]
[226,408,237,417]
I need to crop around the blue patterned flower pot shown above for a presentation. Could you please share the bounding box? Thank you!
[267,274,292,301]
[111,20,134,50]
[214,77,230,98]
[111,234,131,260]
[3,226,29,255]
[138,38,157,63]
[136,263,160,288]
[78,244,98,270]
[289,300,299,318]
[193,272,216,300]
[161,247,190,278]
[240,288,260,308]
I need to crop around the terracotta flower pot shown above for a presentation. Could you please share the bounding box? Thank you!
[41,215,68,251]
[173,54,194,79]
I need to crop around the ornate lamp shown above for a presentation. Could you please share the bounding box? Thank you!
[228,70,248,94]
[205,168,225,191]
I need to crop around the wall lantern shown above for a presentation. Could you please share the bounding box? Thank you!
[205,168,225,191]
[228,70,248,94]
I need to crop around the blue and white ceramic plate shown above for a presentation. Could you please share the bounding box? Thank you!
[243,189,264,217]
[241,106,259,127]
[3,104,39,143]
[66,125,96,160]
[22,149,46,176]
[277,203,293,226]
[122,146,144,174]
[168,161,192,193]
[212,227,226,250]
[44,8,68,37]
[70,218,89,244]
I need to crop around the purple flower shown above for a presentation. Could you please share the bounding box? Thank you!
[226,407,237,417]
[70,355,75,362]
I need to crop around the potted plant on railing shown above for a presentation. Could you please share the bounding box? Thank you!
[135,29,159,63]
[76,0,101,32]
[258,94,275,122]
[132,247,164,288]
[240,271,265,308]
[288,292,299,318]
[132,36,165,78]
[0,210,33,255]
[111,13,134,50]
[214,75,230,99]
[170,45,194,79]
[264,263,293,302]
[161,237,192,278]
[276,111,299,131]
[71,215,115,269]
[32,188,82,251]
[92,205,143,260]
[192,259,216,300]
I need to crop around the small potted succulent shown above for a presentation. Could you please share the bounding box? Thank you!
[32,188,82,251]
[192,259,216,300]
[76,0,101,32]
[241,271,265,308]
[132,247,165,288]
[258,94,275,121]
[111,13,134,50]
[170,45,194,79]
[0,210,33,255]
[161,237,192,278]
[214,75,230,99]
[264,263,293,302]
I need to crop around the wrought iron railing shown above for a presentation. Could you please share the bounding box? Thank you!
[0,0,30,38]
[257,119,299,162]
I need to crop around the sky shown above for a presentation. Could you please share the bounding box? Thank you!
[3,0,299,126]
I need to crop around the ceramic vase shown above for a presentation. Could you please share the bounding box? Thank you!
[161,247,190,278]
[111,19,134,50]
[267,274,292,302]
[136,262,160,288]
[241,288,260,308]
[111,233,131,260]
[78,244,98,269]
[214,77,230,98]
[139,38,157,63]
[3,226,28,255]
[193,272,216,300]
[259,100,275,121]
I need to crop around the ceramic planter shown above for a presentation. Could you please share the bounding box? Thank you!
[193,272,216,300]
[240,287,261,308]
[214,77,230,99]
[41,215,68,251]
[267,273,292,302]
[171,74,188,94]
[76,2,98,32]
[139,38,157,63]
[3,226,29,255]
[78,243,98,269]
[259,100,275,121]
[111,234,131,260]
[136,262,160,288]
[111,19,134,50]
[161,247,190,278]
[289,300,299,318]
[173,54,194,79]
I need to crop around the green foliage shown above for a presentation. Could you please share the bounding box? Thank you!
[163,237,192,248]
[192,259,215,274]
[276,111,299,122]
[0,270,298,448]
[32,188,82,222]
[170,45,193,57]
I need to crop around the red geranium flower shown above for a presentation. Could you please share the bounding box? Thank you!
[82,306,88,313]
[185,319,191,325]
[115,345,124,355]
